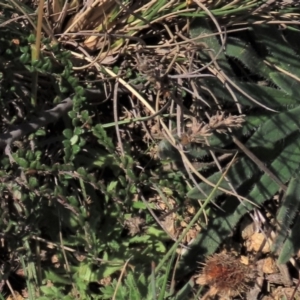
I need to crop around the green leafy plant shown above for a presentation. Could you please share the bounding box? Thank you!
[154,19,300,277]
[1,0,300,299]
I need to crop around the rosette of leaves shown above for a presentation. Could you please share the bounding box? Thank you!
[156,19,300,276]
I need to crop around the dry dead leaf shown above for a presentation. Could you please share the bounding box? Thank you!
[187,205,196,215]
[161,214,175,236]
[245,232,272,253]
[240,255,249,265]
[124,216,145,236]
[257,257,278,274]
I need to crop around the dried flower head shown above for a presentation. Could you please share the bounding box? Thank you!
[185,113,245,144]
[208,112,245,134]
[124,216,145,236]
[196,252,255,298]
[185,118,212,144]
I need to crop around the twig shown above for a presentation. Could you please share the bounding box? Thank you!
[112,257,133,300]
[113,67,125,156]
[5,280,17,300]
[0,97,73,150]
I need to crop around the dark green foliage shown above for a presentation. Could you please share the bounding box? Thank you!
[0,13,175,300]
[274,176,300,263]
[178,131,300,275]
[187,157,258,199]
[278,214,300,265]
[155,19,300,277]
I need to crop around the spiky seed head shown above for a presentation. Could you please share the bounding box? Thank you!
[197,252,255,298]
